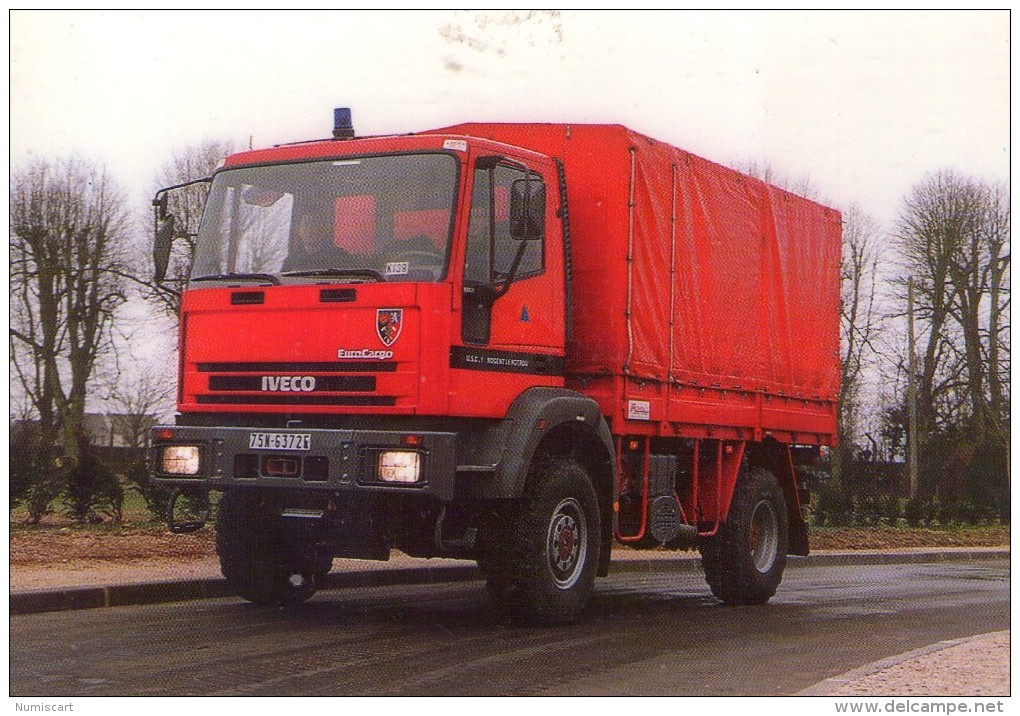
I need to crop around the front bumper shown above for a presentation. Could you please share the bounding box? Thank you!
[151,425,458,501]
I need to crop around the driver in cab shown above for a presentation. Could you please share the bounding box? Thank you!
[283,208,351,272]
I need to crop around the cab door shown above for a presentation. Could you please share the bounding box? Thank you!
[449,155,566,416]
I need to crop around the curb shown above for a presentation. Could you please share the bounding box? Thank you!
[786,548,1010,568]
[8,565,479,616]
[9,548,1009,617]
[797,630,1012,696]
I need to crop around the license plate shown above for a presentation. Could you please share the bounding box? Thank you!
[248,432,311,451]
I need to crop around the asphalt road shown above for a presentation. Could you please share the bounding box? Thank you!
[10,556,1009,696]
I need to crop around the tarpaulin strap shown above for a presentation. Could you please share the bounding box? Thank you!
[624,146,636,374]
[669,163,678,384]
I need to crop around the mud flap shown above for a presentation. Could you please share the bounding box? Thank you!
[765,448,809,556]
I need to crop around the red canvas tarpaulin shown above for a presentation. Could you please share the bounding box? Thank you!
[437,124,841,442]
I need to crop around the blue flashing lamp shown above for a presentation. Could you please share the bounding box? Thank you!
[333,108,355,139]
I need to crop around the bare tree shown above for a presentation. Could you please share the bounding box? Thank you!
[895,169,1010,506]
[896,171,970,458]
[965,181,1009,445]
[10,158,130,521]
[836,205,884,469]
[109,368,175,451]
[143,140,232,317]
[108,369,177,520]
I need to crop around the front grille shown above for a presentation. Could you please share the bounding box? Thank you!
[196,361,401,407]
[208,376,376,392]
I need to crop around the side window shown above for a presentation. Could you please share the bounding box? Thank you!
[465,164,544,284]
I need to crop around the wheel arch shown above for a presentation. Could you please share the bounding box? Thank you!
[477,387,615,576]
[467,387,613,497]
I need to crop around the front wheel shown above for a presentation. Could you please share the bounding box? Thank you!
[698,467,788,605]
[481,458,601,625]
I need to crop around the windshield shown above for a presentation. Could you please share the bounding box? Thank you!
[191,153,458,284]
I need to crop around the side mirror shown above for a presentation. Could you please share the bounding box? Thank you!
[154,214,175,283]
[150,176,212,283]
[509,178,545,240]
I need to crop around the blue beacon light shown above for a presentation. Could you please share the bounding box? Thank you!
[333,108,355,139]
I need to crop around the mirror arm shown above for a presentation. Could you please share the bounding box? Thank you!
[490,239,530,301]
[152,176,213,203]
[152,176,213,220]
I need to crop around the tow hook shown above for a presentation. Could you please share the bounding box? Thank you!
[167,488,211,534]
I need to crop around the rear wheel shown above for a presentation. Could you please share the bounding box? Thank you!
[480,458,601,624]
[698,467,788,605]
[216,491,321,607]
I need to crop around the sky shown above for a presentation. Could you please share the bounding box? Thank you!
[10,10,1010,229]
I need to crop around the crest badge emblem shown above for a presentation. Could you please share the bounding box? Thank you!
[376,309,403,347]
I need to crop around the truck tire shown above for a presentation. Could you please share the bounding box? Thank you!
[216,491,319,607]
[698,467,788,605]
[485,458,601,625]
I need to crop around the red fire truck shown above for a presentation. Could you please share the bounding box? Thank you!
[151,109,841,623]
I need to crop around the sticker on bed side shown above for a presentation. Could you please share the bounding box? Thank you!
[627,400,651,420]
[385,262,410,276]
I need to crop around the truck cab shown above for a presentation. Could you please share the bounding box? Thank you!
[180,134,566,420]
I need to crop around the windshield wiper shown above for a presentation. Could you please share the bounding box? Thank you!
[191,272,281,286]
[280,268,385,283]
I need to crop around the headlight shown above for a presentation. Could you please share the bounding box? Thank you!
[377,451,421,483]
[162,445,201,475]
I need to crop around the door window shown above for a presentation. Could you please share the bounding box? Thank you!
[464,163,545,285]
